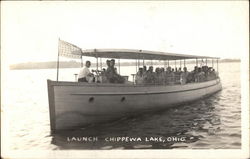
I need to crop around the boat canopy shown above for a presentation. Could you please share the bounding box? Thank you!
[59,39,219,60]
[82,49,219,60]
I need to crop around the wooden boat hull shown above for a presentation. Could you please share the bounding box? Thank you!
[47,79,222,131]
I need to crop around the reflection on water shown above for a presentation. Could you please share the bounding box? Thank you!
[51,92,225,149]
[2,62,241,150]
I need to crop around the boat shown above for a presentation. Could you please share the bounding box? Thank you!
[47,39,222,131]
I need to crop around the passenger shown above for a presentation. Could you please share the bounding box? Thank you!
[78,61,94,82]
[106,60,111,74]
[105,60,111,81]
[165,66,172,84]
[194,67,200,82]
[106,59,125,83]
[202,66,208,80]
[110,59,116,68]
[166,66,171,72]
[159,68,166,84]
[168,68,175,85]
[207,67,213,80]
[188,66,198,83]
[211,69,217,79]
[142,66,148,81]
[106,59,116,83]
[178,67,182,73]
[135,68,144,84]
[195,66,198,71]
[155,67,160,73]
[155,67,161,84]
[180,67,189,85]
[175,67,181,84]
[100,68,108,83]
[145,66,155,84]
[143,66,147,73]
[196,67,205,82]
[154,67,159,84]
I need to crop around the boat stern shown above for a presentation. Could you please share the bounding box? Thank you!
[47,80,56,131]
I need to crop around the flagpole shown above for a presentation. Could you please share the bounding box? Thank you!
[81,55,83,67]
[56,38,60,81]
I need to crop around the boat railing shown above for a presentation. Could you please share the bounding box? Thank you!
[73,71,219,86]
[135,75,219,86]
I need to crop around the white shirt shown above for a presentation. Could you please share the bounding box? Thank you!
[78,67,91,79]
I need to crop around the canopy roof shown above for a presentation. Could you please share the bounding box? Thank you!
[81,49,219,60]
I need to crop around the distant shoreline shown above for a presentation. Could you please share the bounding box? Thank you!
[9,59,240,70]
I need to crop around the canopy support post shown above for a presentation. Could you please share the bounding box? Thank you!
[118,58,121,74]
[217,59,219,76]
[135,59,138,73]
[143,57,145,66]
[100,58,102,69]
[56,39,60,82]
[96,57,98,71]
[179,60,181,68]
[81,55,83,67]
[196,58,198,67]
[206,58,207,66]
[184,59,186,67]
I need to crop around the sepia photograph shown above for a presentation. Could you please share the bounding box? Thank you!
[1,1,249,159]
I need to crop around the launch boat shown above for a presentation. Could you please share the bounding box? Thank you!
[47,40,222,131]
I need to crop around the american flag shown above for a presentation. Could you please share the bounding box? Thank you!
[58,39,82,59]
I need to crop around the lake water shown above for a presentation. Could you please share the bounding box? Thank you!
[2,62,241,150]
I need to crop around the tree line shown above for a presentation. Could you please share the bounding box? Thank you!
[9,59,240,70]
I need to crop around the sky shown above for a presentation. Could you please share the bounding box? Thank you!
[1,1,249,66]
